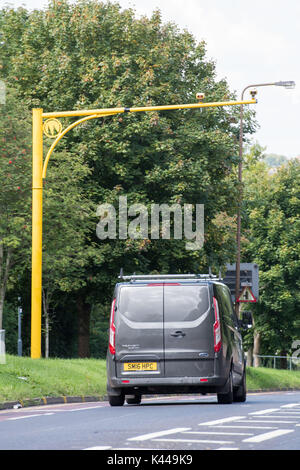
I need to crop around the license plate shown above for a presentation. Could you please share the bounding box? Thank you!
[124,362,157,371]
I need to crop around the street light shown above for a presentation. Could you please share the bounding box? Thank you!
[274,81,296,89]
[235,80,296,316]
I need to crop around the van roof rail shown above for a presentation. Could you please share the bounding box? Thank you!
[118,273,223,281]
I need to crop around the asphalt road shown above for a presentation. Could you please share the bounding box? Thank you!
[0,391,300,451]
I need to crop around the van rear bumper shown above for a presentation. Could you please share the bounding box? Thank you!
[107,375,228,396]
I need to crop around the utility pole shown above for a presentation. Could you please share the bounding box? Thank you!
[17,297,22,356]
[235,80,295,318]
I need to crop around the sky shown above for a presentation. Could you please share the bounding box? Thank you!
[3,0,300,158]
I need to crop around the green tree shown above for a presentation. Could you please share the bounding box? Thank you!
[0,87,31,330]
[41,148,94,357]
[243,153,300,364]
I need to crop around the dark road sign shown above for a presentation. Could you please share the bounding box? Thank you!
[223,263,259,302]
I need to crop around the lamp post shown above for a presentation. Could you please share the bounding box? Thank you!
[235,80,295,316]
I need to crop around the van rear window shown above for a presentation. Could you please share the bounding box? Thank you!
[164,285,210,322]
[118,284,209,323]
[119,286,163,322]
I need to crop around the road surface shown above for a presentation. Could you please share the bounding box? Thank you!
[0,391,299,451]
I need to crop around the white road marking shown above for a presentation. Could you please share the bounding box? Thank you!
[259,415,300,419]
[8,413,54,420]
[69,406,106,412]
[238,419,298,424]
[217,447,239,450]
[249,409,280,415]
[212,425,278,429]
[21,409,64,413]
[243,429,294,443]
[280,408,300,411]
[128,427,190,441]
[281,404,300,409]
[153,438,235,445]
[114,448,167,451]
[183,431,253,436]
[84,446,112,450]
[198,416,245,426]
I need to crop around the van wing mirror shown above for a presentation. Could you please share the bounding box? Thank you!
[238,311,253,329]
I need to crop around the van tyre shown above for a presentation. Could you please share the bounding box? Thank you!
[126,395,142,405]
[217,370,233,404]
[233,368,247,402]
[108,394,125,407]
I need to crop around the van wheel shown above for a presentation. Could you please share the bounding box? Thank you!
[217,370,233,404]
[108,394,125,407]
[233,369,247,402]
[126,395,142,405]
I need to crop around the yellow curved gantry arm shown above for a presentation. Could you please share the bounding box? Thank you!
[42,112,119,179]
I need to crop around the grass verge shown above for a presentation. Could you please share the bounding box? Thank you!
[246,366,300,390]
[0,355,107,402]
[0,355,300,404]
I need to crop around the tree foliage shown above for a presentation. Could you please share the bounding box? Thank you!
[243,149,300,356]
[0,87,32,329]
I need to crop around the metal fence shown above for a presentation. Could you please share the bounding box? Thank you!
[0,330,5,364]
[254,355,300,370]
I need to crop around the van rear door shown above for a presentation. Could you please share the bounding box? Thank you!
[163,284,215,377]
[115,284,164,378]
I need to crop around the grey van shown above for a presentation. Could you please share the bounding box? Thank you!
[106,274,246,406]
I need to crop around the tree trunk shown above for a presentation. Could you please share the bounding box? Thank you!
[77,296,91,358]
[253,331,261,367]
[246,347,253,367]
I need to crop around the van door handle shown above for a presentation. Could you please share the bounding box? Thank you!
[171,330,186,337]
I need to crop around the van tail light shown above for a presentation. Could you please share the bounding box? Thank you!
[109,298,116,355]
[213,297,222,353]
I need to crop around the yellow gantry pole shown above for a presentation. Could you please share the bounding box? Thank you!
[31,97,257,358]
[31,109,43,359]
